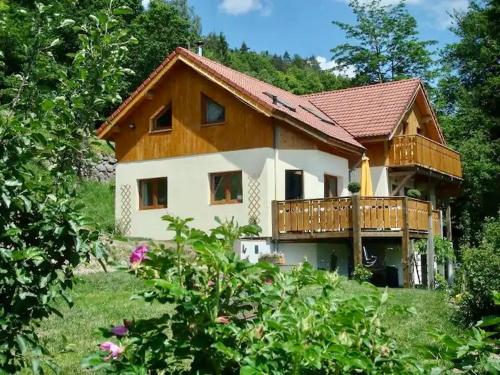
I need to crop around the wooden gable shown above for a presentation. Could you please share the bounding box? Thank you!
[113,62,274,162]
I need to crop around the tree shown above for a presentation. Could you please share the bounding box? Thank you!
[0,2,133,371]
[203,32,230,64]
[126,0,200,90]
[332,0,436,83]
[436,0,499,246]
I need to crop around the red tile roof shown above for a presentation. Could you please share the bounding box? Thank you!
[304,79,422,138]
[98,47,364,151]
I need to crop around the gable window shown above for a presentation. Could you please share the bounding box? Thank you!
[138,177,168,210]
[324,174,338,198]
[285,170,303,200]
[202,94,225,125]
[151,103,172,132]
[210,171,242,204]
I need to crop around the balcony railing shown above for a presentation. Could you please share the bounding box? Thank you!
[389,135,462,178]
[273,196,442,238]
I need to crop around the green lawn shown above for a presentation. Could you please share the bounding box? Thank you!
[37,271,461,374]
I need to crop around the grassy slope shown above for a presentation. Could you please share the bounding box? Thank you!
[78,181,115,234]
[37,271,461,374]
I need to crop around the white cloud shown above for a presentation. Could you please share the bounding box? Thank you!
[341,0,470,29]
[316,56,356,78]
[219,0,272,16]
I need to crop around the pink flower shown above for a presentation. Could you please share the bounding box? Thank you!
[111,325,128,337]
[207,280,215,287]
[129,245,149,266]
[99,341,123,361]
[264,278,273,285]
[215,316,230,324]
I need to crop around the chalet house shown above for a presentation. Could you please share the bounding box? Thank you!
[97,47,462,288]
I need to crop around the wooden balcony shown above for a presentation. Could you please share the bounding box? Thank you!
[272,196,441,240]
[389,135,462,179]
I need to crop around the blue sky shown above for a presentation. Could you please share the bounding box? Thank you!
[144,0,469,70]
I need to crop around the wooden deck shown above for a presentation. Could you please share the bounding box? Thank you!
[389,134,462,179]
[271,196,442,288]
[273,196,441,240]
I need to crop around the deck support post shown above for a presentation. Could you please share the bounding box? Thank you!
[401,197,411,288]
[271,200,278,241]
[351,195,362,266]
[445,204,454,284]
[427,202,435,289]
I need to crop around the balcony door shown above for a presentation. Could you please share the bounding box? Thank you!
[285,170,303,200]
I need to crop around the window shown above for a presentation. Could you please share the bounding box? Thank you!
[285,170,303,200]
[151,104,172,132]
[210,171,242,204]
[202,94,225,125]
[324,174,338,198]
[138,178,168,210]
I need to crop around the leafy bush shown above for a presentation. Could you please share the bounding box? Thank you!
[348,181,361,193]
[352,264,373,283]
[0,2,133,372]
[429,296,500,374]
[452,246,500,326]
[406,189,421,199]
[451,216,500,326]
[84,216,419,374]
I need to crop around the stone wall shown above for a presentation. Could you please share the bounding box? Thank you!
[86,154,116,182]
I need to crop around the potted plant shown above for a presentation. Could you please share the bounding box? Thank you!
[259,252,285,265]
[348,182,361,195]
[406,189,421,199]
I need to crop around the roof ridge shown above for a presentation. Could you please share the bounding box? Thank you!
[302,77,422,98]
[178,47,296,97]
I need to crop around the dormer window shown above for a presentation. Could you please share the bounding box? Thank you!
[202,94,225,125]
[151,103,172,132]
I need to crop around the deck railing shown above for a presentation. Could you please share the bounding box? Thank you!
[389,134,462,178]
[274,196,440,237]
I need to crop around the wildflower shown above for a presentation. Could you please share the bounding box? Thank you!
[111,325,128,337]
[207,280,215,287]
[99,341,123,361]
[264,278,273,285]
[129,244,149,266]
[215,316,230,324]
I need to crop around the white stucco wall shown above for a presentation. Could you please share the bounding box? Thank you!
[115,147,352,240]
[351,166,389,196]
[276,149,349,199]
[115,148,275,240]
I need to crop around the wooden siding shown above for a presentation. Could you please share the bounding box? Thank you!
[114,63,274,162]
[275,196,439,237]
[389,134,462,178]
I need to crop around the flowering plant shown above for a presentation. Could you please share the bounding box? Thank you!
[83,216,418,373]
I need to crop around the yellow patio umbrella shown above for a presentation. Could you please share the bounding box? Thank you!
[360,155,373,196]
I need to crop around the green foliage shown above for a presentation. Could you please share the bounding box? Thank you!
[84,216,420,374]
[429,311,500,373]
[436,0,500,246]
[352,264,373,283]
[451,218,500,326]
[406,189,421,199]
[0,2,132,371]
[348,181,361,193]
[332,0,436,83]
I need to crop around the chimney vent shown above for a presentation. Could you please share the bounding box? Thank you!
[195,40,204,56]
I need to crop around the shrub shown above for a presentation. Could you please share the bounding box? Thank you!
[83,216,419,374]
[451,245,500,326]
[429,297,500,373]
[352,264,373,283]
[451,216,500,326]
[406,189,421,199]
[348,181,361,193]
